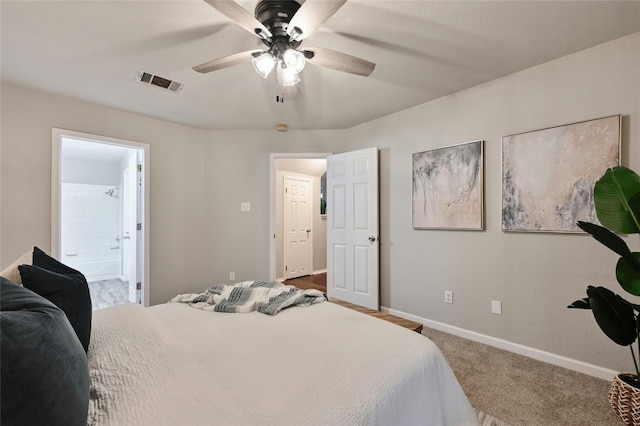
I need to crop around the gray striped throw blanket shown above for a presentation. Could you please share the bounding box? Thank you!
[169,280,327,315]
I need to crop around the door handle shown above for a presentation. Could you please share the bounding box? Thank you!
[369,236,376,242]
[306,229,311,233]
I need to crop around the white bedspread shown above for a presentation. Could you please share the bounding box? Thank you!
[88,301,479,425]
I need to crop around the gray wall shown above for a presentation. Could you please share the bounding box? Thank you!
[342,33,640,373]
[1,33,638,374]
[0,86,209,304]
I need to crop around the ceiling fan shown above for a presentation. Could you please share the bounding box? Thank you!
[193,0,375,100]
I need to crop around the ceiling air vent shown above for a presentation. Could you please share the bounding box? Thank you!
[136,70,184,93]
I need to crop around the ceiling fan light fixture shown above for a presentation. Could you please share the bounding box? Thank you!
[252,53,276,78]
[283,48,305,73]
[279,65,300,86]
[288,26,303,42]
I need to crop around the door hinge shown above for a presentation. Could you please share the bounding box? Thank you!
[285,266,288,271]
[137,223,142,231]
[136,282,141,290]
[137,164,142,172]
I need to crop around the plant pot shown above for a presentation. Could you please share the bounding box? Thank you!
[610,373,640,425]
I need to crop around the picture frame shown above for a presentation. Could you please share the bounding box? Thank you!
[502,115,621,233]
[412,140,484,230]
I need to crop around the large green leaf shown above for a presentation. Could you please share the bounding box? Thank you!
[618,253,640,295]
[568,297,590,309]
[576,221,640,271]
[587,286,637,346]
[594,167,640,234]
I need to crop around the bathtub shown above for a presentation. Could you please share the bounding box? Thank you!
[62,256,122,282]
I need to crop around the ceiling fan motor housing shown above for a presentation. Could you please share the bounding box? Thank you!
[255,0,301,40]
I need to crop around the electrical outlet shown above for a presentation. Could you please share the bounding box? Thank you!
[491,300,502,315]
[229,271,235,281]
[444,291,453,304]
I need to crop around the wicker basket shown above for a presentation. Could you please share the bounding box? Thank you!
[609,373,640,425]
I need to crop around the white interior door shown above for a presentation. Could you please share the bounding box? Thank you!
[326,147,379,310]
[284,175,313,279]
[122,153,138,303]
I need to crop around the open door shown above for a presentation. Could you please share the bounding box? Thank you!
[326,147,379,310]
[122,152,138,303]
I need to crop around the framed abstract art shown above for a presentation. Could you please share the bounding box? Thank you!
[502,115,621,232]
[412,140,484,230]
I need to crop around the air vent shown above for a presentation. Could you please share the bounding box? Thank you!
[136,70,184,93]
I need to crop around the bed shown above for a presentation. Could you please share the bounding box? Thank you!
[1,248,479,425]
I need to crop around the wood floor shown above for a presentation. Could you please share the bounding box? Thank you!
[285,273,423,333]
[284,273,327,292]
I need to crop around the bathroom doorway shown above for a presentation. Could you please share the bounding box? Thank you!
[52,129,150,308]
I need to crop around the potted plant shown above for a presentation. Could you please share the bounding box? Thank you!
[568,166,640,424]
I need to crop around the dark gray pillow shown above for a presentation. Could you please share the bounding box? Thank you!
[0,277,89,426]
[32,246,82,275]
[19,247,92,353]
[19,264,92,353]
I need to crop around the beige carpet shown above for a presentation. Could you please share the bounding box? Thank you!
[423,327,622,425]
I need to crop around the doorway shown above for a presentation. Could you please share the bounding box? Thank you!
[51,129,150,307]
[270,149,379,309]
[269,154,329,281]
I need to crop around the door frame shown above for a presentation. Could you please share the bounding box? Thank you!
[51,128,151,306]
[269,153,331,281]
[122,151,139,303]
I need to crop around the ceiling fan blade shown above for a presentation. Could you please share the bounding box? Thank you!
[303,47,375,76]
[193,50,263,74]
[202,0,272,39]
[287,0,347,40]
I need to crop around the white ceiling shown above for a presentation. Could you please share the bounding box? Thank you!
[61,137,133,162]
[2,1,639,131]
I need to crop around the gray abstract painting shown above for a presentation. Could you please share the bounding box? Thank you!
[502,115,620,232]
[412,140,483,230]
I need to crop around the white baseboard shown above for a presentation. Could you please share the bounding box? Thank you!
[381,305,618,381]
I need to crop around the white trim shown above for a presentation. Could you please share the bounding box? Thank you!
[51,128,151,307]
[381,305,618,381]
[269,153,331,281]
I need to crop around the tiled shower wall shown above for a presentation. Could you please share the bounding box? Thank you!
[61,183,122,281]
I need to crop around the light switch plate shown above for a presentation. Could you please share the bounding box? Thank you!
[444,291,453,304]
